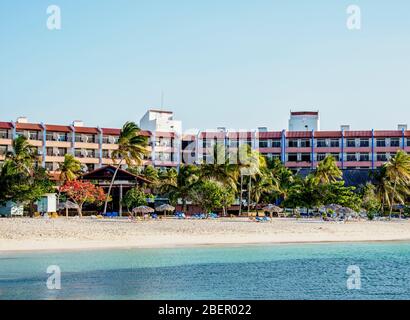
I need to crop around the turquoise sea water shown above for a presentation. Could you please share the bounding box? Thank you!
[1,242,410,300]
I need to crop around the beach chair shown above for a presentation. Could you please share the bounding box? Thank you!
[209,213,219,219]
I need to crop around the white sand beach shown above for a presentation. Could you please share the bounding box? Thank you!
[1,217,410,252]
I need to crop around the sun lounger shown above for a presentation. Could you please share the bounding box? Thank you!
[104,212,119,218]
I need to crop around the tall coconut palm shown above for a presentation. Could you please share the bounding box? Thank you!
[315,155,342,184]
[57,154,83,208]
[250,168,272,211]
[200,144,240,191]
[160,165,200,212]
[268,158,294,203]
[59,154,82,182]
[6,135,37,175]
[384,150,410,217]
[102,122,149,215]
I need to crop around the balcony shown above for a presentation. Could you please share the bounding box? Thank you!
[102,136,119,144]
[46,132,69,142]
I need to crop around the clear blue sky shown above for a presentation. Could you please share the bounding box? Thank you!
[1,0,409,131]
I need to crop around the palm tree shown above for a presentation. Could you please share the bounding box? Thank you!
[372,167,392,214]
[200,144,240,190]
[250,168,272,212]
[268,158,294,203]
[160,165,200,212]
[384,150,410,217]
[6,135,37,175]
[315,155,342,184]
[57,154,83,209]
[59,154,82,182]
[102,122,149,215]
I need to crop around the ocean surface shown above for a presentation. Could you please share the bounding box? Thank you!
[1,242,410,300]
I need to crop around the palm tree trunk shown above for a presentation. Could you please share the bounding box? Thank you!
[389,180,398,220]
[103,160,123,215]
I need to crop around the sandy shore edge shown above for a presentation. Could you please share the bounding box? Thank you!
[2,218,410,253]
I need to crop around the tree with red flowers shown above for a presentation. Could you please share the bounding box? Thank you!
[60,181,107,217]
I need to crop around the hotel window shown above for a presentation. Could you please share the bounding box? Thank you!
[300,139,311,148]
[27,131,40,140]
[407,139,410,147]
[317,153,327,161]
[359,153,370,162]
[301,153,311,162]
[156,138,172,147]
[347,153,357,162]
[272,154,281,160]
[331,153,340,161]
[288,153,298,162]
[390,138,400,147]
[240,140,252,147]
[288,140,298,148]
[102,135,119,144]
[347,139,356,147]
[86,164,95,172]
[360,139,370,147]
[376,138,386,147]
[228,139,238,148]
[0,145,7,155]
[0,130,8,139]
[75,134,96,143]
[102,150,110,158]
[45,162,54,171]
[259,140,268,148]
[330,139,340,148]
[377,153,387,162]
[316,139,327,148]
[46,132,68,142]
[272,140,281,148]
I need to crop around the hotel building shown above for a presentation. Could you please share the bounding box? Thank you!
[1,110,409,179]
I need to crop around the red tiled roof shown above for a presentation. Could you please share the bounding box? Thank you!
[291,111,319,116]
[405,131,410,138]
[374,130,402,138]
[226,132,253,139]
[286,131,312,138]
[15,123,42,131]
[140,130,152,137]
[257,132,282,139]
[314,131,342,138]
[182,134,197,141]
[0,122,13,129]
[344,131,373,138]
[72,126,99,134]
[101,128,120,135]
[45,124,72,133]
[156,131,175,138]
[201,132,227,139]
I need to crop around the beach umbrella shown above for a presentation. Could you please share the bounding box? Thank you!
[336,207,356,219]
[132,206,154,217]
[59,201,79,217]
[155,204,175,217]
[262,204,283,220]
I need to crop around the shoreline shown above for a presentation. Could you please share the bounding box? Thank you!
[2,218,410,253]
[2,238,410,255]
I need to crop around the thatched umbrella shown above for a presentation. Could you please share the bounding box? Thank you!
[155,204,175,217]
[132,206,154,217]
[336,207,356,219]
[262,204,284,220]
[59,201,79,217]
